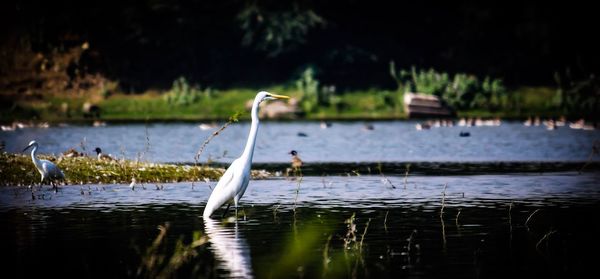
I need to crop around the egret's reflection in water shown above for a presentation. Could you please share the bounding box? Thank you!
[204,218,253,278]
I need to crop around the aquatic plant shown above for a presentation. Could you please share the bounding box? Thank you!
[263,213,372,278]
[136,223,208,278]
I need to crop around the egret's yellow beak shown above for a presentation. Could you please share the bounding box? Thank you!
[270,93,290,99]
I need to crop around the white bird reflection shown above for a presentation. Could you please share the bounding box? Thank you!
[204,218,253,278]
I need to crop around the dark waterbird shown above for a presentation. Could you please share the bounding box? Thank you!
[94,147,115,161]
[289,150,303,170]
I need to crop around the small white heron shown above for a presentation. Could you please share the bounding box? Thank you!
[203,91,290,219]
[129,177,136,190]
[23,140,65,190]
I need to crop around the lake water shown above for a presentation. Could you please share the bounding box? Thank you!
[1,121,599,278]
[1,121,598,163]
[1,172,599,278]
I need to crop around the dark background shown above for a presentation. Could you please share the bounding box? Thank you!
[1,0,598,91]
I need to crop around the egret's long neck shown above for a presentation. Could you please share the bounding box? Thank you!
[241,98,261,162]
[30,145,42,170]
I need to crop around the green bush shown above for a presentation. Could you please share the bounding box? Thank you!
[296,67,320,112]
[163,77,211,106]
[554,70,600,118]
[389,61,507,110]
[295,66,340,112]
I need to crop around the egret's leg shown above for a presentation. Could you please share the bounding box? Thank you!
[234,200,239,219]
[222,203,231,218]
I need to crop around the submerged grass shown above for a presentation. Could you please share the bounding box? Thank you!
[0,152,270,186]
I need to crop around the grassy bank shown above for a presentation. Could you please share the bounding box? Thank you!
[1,86,566,123]
[0,152,271,186]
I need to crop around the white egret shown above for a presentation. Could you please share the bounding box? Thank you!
[129,177,136,190]
[23,140,65,189]
[203,91,290,219]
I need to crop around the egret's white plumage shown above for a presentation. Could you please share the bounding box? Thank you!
[23,140,65,188]
[203,91,289,219]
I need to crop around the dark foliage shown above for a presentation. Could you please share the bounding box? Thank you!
[1,0,599,91]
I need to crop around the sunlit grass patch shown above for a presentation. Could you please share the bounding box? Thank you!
[100,89,259,120]
[0,152,271,186]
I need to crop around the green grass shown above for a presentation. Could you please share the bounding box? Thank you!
[1,86,567,122]
[100,89,259,120]
[304,90,405,119]
[0,152,271,186]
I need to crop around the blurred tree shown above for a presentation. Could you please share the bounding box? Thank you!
[237,1,325,57]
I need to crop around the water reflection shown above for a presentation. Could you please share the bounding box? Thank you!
[204,218,253,278]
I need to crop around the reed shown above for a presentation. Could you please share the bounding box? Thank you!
[194,112,241,164]
[440,183,448,250]
[358,218,372,252]
[440,183,448,218]
[384,211,389,232]
[535,230,557,253]
[322,234,333,276]
[292,168,303,213]
[404,164,411,189]
[509,202,514,250]
[525,208,541,230]
[272,204,281,220]
[377,163,396,189]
